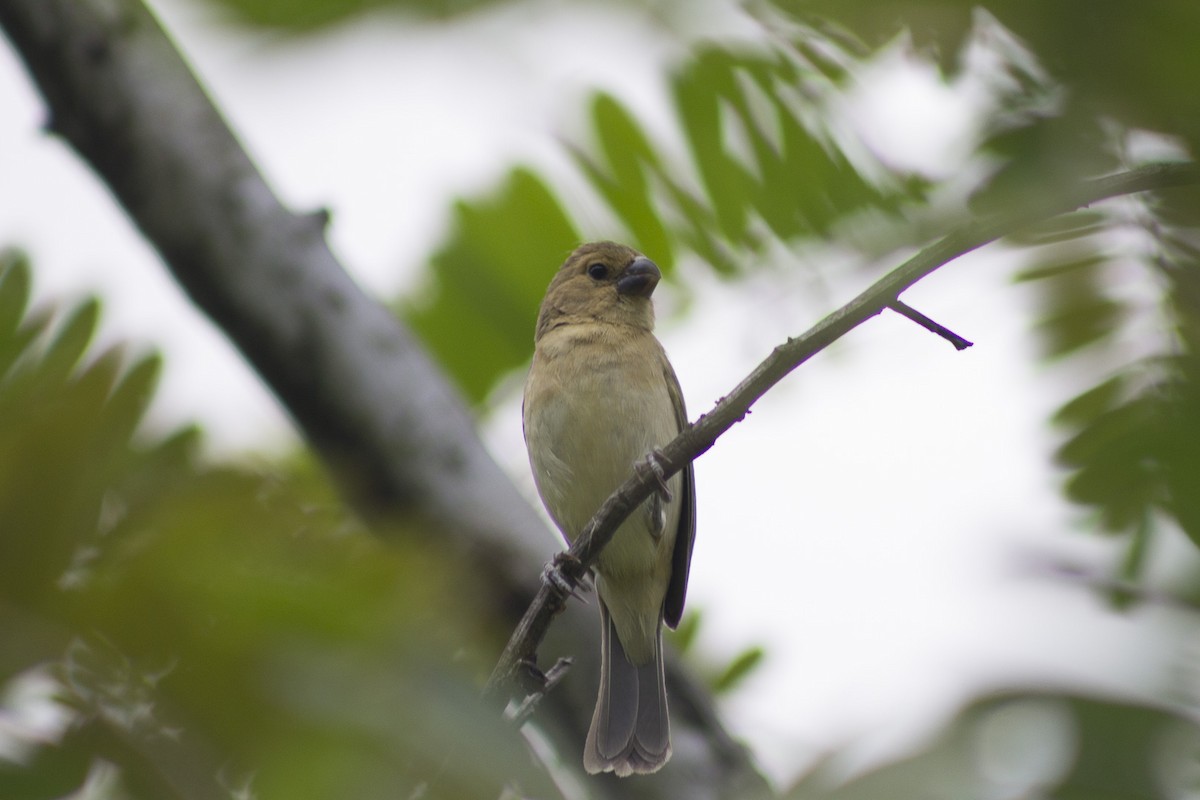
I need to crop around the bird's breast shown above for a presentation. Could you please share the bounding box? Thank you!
[523,325,682,574]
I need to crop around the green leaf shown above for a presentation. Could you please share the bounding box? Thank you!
[586,93,674,267]
[712,645,765,694]
[666,609,701,654]
[1051,374,1125,429]
[674,50,756,245]
[1034,296,1124,360]
[0,249,31,342]
[1056,397,1159,532]
[1113,514,1153,607]
[70,342,125,410]
[0,254,39,383]
[197,0,499,33]
[404,167,578,403]
[1159,370,1200,544]
[1013,253,1105,283]
[103,352,163,445]
[38,298,100,390]
[1018,246,1126,361]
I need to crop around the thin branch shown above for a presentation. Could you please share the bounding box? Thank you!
[1012,548,1200,613]
[506,657,575,727]
[484,161,1200,700]
[888,300,974,350]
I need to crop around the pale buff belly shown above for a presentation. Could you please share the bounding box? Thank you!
[524,337,682,658]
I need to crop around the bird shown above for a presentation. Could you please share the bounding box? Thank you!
[522,241,696,776]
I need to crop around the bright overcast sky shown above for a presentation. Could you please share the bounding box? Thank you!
[2,0,1194,785]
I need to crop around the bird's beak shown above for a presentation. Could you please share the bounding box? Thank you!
[616,257,661,298]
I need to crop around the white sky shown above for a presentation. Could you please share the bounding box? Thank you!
[2,0,1197,787]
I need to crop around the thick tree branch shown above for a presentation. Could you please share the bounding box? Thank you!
[485,160,1200,698]
[0,1,766,797]
[0,0,545,567]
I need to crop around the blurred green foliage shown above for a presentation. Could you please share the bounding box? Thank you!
[791,0,1200,226]
[197,0,499,32]
[667,609,764,696]
[1007,198,1200,582]
[783,691,1200,799]
[571,38,915,274]
[405,30,914,400]
[403,168,579,404]
[0,250,527,799]
[789,0,1200,154]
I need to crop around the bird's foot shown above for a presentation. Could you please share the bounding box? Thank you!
[638,448,674,503]
[541,552,591,603]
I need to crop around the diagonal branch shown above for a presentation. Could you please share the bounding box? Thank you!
[484,160,1200,699]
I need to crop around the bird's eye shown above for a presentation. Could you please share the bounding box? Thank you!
[586,263,608,280]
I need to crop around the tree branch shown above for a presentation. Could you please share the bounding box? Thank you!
[888,300,974,350]
[484,160,1200,698]
[0,0,546,566]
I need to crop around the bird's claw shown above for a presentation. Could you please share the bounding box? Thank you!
[541,553,591,603]
[640,449,674,503]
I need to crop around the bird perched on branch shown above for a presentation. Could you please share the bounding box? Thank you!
[523,241,696,776]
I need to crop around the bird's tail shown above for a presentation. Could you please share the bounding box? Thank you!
[583,600,671,776]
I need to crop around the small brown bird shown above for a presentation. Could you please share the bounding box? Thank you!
[523,241,696,776]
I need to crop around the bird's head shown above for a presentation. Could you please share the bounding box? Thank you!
[535,241,662,341]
